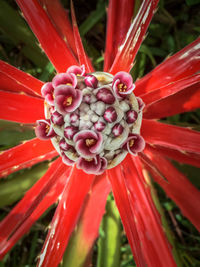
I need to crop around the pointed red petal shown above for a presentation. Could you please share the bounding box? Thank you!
[104,0,135,72]
[0,60,43,97]
[16,0,78,73]
[142,119,200,155]
[70,0,94,73]
[143,88,200,119]
[40,0,77,56]
[148,145,200,168]
[121,155,176,267]
[109,0,159,74]
[64,173,111,265]
[141,74,200,106]
[135,37,200,95]
[0,91,44,123]
[37,166,95,267]
[0,158,70,258]
[0,138,57,178]
[108,166,146,267]
[141,147,200,231]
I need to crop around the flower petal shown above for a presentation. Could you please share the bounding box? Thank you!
[150,145,200,168]
[104,0,135,71]
[70,0,94,73]
[141,147,200,231]
[0,91,44,123]
[142,119,200,155]
[0,158,70,258]
[121,155,176,267]
[110,0,159,74]
[16,0,78,72]
[0,138,57,178]
[0,60,43,97]
[37,166,95,267]
[40,0,77,56]
[135,37,200,95]
[108,166,146,267]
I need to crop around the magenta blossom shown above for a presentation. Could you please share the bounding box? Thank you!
[84,75,98,88]
[35,119,56,140]
[76,155,107,174]
[112,71,135,98]
[54,85,82,115]
[123,133,145,155]
[52,72,77,88]
[96,87,115,104]
[67,64,86,76]
[74,130,103,158]
[50,111,64,126]
[41,82,54,105]
[61,152,75,166]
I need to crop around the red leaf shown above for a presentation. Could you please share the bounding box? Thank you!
[16,0,78,73]
[70,0,94,73]
[135,37,200,95]
[0,138,57,178]
[0,60,43,97]
[0,91,44,123]
[143,86,200,119]
[104,0,135,72]
[0,158,70,258]
[109,0,159,74]
[40,0,77,56]
[37,166,95,267]
[141,147,200,231]
[142,119,200,155]
[108,165,146,267]
[141,74,200,106]
[147,144,200,168]
[121,155,176,267]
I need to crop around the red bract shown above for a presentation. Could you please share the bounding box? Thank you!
[0,0,200,267]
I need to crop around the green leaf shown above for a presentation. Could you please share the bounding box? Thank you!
[0,162,48,207]
[97,198,121,267]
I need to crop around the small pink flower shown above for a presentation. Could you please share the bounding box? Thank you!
[52,73,77,88]
[137,97,145,111]
[103,107,117,123]
[96,87,115,104]
[122,134,145,155]
[84,75,98,88]
[54,85,82,115]
[112,123,124,136]
[112,71,135,98]
[70,113,79,123]
[59,138,73,151]
[94,121,106,132]
[76,156,107,174]
[64,126,78,140]
[67,65,85,76]
[61,152,75,166]
[41,82,54,105]
[74,130,103,158]
[35,119,56,140]
[50,111,64,126]
[126,110,138,124]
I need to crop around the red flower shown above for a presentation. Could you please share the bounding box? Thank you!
[0,0,200,267]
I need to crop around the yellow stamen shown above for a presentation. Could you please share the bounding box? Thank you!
[129,139,134,147]
[85,138,96,147]
[118,83,127,92]
[64,96,73,106]
[66,83,72,86]
[45,125,50,134]
[85,158,94,162]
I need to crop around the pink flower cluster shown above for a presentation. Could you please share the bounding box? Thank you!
[36,65,145,174]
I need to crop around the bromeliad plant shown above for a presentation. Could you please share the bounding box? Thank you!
[0,0,200,266]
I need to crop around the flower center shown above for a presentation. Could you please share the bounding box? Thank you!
[85,138,96,147]
[63,96,73,106]
[37,67,145,175]
[118,83,127,92]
